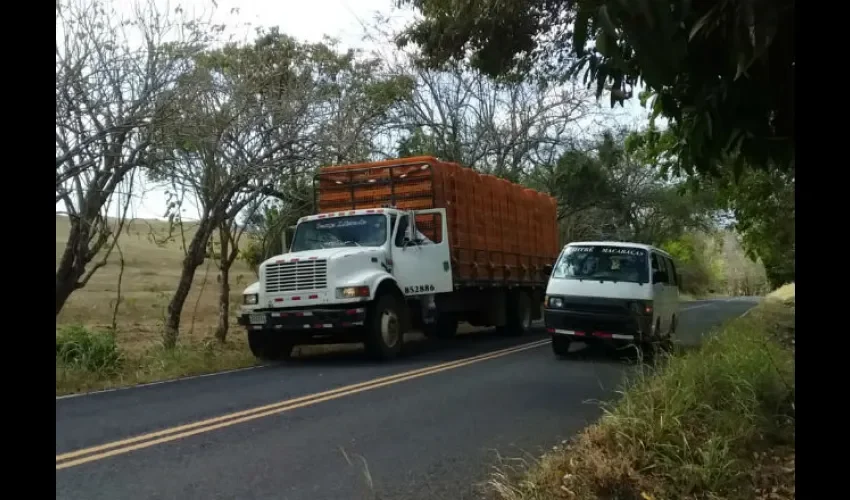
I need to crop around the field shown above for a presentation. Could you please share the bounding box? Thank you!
[56,215,257,353]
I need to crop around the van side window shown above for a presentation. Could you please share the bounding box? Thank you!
[664,257,678,286]
[651,253,668,284]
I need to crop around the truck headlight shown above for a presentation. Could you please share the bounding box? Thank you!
[336,286,370,299]
[545,296,563,308]
[243,293,258,305]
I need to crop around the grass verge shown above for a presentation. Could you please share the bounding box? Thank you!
[491,292,795,500]
[55,326,441,396]
[56,325,258,396]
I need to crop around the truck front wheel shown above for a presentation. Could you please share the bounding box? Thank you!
[364,294,405,360]
[248,330,294,361]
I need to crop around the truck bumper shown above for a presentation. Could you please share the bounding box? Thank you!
[544,308,652,345]
[238,306,368,342]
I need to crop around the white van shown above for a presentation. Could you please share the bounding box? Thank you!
[543,241,680,357]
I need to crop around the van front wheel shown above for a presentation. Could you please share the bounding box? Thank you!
[552,336,571,358]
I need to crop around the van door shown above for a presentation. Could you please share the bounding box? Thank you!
[650,252,669,334]
[663,256,680,317]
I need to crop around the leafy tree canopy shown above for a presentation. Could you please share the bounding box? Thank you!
[397,0,795,178]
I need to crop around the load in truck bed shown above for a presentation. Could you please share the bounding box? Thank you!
[315,156,559,286]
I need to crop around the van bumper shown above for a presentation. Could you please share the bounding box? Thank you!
[543,308,652,344]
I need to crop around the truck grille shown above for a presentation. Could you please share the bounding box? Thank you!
[264,259,328,293]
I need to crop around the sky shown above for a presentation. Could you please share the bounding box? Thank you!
[59,0,650,221]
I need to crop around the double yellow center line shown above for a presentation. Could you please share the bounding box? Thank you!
[56,339,549,471]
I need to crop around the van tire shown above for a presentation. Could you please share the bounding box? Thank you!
[499,290,532,336]
[248,330,294,361]
[422,313,459,339]
[364,293,404,360]
[552,336,571,358]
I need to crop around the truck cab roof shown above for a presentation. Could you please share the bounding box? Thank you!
[297,208,404,225]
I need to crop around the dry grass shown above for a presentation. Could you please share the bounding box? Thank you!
[56,215,257,353]
[55,215,479,395]
[489,292,795,500]
[767,283,795,302]
[56,215,266,395]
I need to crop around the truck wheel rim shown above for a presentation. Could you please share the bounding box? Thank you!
[381,310,400,347]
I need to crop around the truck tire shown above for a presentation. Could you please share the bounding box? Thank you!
[364,293,404,360]
[499,290,532,337]
[422,313,459,339]
[552,336,571,358]
[248,330,294,361]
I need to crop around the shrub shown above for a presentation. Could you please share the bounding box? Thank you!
[56,325,124,374]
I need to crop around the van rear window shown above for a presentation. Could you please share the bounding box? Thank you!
[553,245,649,284]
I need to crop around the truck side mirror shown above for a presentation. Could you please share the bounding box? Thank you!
[283,225,296,253]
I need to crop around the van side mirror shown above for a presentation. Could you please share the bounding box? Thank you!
[652,270,669,284]
[542,264,553,277]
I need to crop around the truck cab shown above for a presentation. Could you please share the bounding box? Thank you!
[238,207,453,360]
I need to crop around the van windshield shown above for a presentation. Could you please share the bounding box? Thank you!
[552,245,649,284]
[290,214,388,252]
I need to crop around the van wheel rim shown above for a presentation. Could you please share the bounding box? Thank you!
[381,310,400,347]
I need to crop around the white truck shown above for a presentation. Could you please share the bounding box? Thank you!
[236,157,559,361]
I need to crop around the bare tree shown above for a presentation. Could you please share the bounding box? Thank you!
[153,32,335,347]
[55,0,216,315]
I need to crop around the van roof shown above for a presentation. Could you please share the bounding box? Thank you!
[565,241,673,259]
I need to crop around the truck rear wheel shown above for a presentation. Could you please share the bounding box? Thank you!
[248,330,294,361]
[499,290,532,337]
[422,313,459,339]
[364,294,404,360]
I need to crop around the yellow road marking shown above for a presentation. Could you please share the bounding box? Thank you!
[56,339,549,470]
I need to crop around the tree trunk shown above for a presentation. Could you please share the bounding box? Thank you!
[56,271,82,316]
[215,227,231,343]
[215,267,230,343]
[56,218,87,316]
[163,220,214,348]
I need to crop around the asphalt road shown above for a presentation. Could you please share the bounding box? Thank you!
[56,298,758,500]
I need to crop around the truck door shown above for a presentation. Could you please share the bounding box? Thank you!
[390,209,453,296]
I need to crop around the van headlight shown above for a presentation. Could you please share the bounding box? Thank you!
[629,301,653,315]
[545,295,563,308]
[243,293,258,305]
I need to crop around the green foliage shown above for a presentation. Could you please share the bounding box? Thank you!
[396,126,442,158]
[528,129,718,245]
[711,169,795,289]
[241,197,312,274]
[661,233,717,295]
[56,325,124,374]
[399,0,795,178]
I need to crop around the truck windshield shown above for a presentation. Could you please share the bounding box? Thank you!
[552,245,649,284]
[290,214,388,252]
